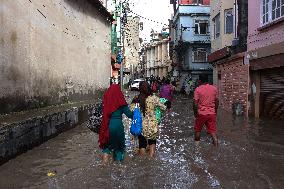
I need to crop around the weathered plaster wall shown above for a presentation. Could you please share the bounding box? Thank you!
[124,16,140,70]
[210,0,235,52]
[247,0,284,51]
[174,5,211,45]
[179,15,211,43]
[0,0,111,114]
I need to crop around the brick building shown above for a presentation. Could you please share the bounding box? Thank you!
[208,0,249,115]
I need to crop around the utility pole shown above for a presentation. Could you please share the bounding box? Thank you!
[119,0,128,89]
[119,0,124,89]
[121,28,126,89]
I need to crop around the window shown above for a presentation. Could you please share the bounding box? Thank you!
[262,0,270,24]
[272,0,284,19]
[262,0,284,25]
[194,20,209,35]
[213,13,220,39]
[192,0,204,4]
[193,49,207,62]
[225,9,234,34]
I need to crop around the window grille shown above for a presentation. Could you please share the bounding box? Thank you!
[262,0,284,25]
[193,49,207,62]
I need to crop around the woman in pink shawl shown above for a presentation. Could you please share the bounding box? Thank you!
[159,79,174,109]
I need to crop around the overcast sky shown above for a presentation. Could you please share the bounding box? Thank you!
[128,0,173,41]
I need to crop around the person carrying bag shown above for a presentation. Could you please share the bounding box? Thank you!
[130,103,142,136]
[132,81,166,157]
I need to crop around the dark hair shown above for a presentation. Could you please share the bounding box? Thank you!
[199,74,208,84]
[165,79,170,85]
[138,81,152,116]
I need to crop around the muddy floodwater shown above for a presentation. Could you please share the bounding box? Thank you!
[0,93,283,189]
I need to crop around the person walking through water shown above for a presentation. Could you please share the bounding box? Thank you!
[99,84,133,163]
[133,81,166,157]
[160,79,174,109]
[193,75,219,146]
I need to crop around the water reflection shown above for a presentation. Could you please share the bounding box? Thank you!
[0,94,283,189]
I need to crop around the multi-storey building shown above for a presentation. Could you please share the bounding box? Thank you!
[208,0,249,115]
[145,32,171,79]
[106,1,141,85]
[106,0,124,83]
[247,0,284,119]
[170,0,212,90]
[124,16,140,81]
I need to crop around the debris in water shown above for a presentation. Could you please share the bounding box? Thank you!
[47,171,57,177]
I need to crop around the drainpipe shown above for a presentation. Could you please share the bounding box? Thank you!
[180,24,183,41]
[173,0,177,14]
[234,0,238,39]
[232,0,239,47]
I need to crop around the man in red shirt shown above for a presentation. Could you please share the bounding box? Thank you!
[193,75,219,146]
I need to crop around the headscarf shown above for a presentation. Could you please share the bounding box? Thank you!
[138,81,152,116]
[99,84,127,149]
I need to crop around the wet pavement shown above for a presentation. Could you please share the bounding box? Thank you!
[0,92,284,189]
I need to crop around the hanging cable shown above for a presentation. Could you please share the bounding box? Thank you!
[128,9,168,26]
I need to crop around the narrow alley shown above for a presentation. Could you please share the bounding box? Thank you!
[0,93,283,189]
[1,0,284,188]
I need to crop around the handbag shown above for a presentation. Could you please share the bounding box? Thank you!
[130,103,142,136]
[86,102,103,134]
[155,98,168,124]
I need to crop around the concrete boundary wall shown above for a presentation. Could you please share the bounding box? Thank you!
[0,102,98,165]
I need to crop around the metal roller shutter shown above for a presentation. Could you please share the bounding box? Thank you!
[260,67,284,119]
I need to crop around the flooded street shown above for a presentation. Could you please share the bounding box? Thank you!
[0,93,283,189]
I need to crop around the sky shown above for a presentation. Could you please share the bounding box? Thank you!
[127,0,173,41]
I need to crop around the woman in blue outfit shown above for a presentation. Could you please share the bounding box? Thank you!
[99,84,133,163]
